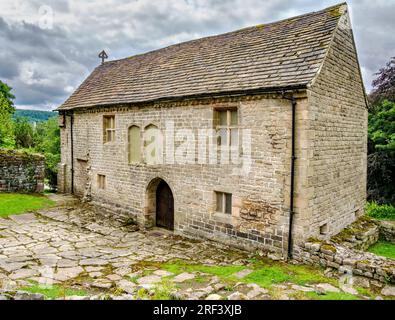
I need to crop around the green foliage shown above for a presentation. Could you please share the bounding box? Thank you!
[243,262,334,288]
[368,100,395,152]
[0,85,15,147]
[0,81,60,190]
[0,193,55,217]
[1,111,61,190]
[0,112,15,148]
[305,291,359,301]
[367,100,395,205]
[367,152,395,204]
[0,80,15,106]
[368,241,395,260]
[161,260,245,278]
[19,282,87,300]
[33,117,60,190]
[152,279,177,300]
[367,57,395,205]
[14,117,35,148]
[161,258,335,290]
[14,109,56,123]
[366,202,395,220]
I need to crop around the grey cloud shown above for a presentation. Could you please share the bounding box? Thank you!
[0,0,394,111]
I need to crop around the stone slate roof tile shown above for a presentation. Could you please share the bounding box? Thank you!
[58,3,347,110]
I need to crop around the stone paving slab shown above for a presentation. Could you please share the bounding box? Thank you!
[0,196,393,301]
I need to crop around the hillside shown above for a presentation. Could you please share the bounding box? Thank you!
[14,109,57,122]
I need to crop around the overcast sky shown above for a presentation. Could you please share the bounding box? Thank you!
[0,0,394,110]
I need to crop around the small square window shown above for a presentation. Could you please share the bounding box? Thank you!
[103,115,115,143]
[320,224,328,235]
[215,191,232,214]
[98,174,106,189]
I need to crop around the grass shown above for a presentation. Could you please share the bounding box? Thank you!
[158,259,371,300]
[162,260,245,279]
[152,279,177,300]
[19,283,88,300]
[305,291,359,301]
[243,261,335,288]
[161,258,335,290]
[368,241,395,260]
[0,193,55,217]
[366,202,395,221]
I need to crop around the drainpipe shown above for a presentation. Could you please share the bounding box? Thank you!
[282,92,297,260]
[70,112,74,194]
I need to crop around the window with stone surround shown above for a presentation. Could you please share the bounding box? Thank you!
[128,125,141,163]
[214,108,238,147]
[103,115,115,143]
[97,174,106,189]
[215,191,232,214]
[144,124,162,165]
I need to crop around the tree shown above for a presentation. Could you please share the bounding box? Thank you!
[0,81,16,147]
[367,57,395,205]
[369,57,395,109]
[368,100,395,152]
[0,80,15,108]
[14,117,35,149]
[33,117,60,190]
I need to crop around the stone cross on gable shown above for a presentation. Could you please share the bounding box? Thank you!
[98,50,108,64]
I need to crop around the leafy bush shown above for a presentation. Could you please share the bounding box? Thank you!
[0,90,15,147]
[367,100,395,205]
[365,201,395,220]
[367,152,395,204]
[33,117,60,190]
[368,100,395,152]
[14,117,35,148]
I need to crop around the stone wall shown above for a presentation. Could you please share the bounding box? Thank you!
[331,217,380,251]
[302,11,368,242]
[295,217,395,285]
[294,241,395,285]
[0,149,45,193]
[378,221,395,244]
[59,94,308,255]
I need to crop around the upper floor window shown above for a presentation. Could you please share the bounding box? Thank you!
[128,125,141,163]
[103,115,115,143]
[144,124,163,165]
[215,109,238,147]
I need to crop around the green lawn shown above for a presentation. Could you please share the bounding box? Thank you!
[0,193,55,217]
[19,282,88,300]
[368,241,395,260]
[161,258,337,289]
[135,258,375,300]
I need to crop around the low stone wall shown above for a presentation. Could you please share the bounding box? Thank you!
[378,221,395,244]
[331,217,380,251]
[294,241,395,285]
[293,216,395,285]
[0,149,45,193]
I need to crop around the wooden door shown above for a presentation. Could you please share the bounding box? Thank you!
[156,181,174,230]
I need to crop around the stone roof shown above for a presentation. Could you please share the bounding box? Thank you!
[58,3,348,110]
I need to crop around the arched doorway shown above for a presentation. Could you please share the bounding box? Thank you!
[145,178,174,230]
[156,180,174,230]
